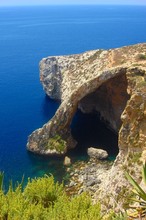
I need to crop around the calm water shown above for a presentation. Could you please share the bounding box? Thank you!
[0,5,146,185]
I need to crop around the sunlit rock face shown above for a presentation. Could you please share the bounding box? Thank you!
[27,43,146,155]
[27,43,146,209]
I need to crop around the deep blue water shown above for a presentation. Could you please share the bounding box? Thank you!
[0,5,146,186]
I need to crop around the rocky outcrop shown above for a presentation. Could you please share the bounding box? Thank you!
[39,56,74,100]
[27,43,146,209]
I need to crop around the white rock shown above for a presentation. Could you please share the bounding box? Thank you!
[63,156,71,166]
[87,147,108,160]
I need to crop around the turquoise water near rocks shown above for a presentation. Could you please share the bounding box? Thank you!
[0,5,146,186]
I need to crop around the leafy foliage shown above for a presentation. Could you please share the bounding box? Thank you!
[103,211,127,220]
[0,172,4,191]
[24,175,65,208]
[125,162,146,219]
[45,135,67,153]
[138,53,146,60]
[0,173,127,219]
[0,174,103,220]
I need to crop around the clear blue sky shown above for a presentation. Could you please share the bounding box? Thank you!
[0,0,146,6]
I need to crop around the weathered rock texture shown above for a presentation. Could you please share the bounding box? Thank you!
[27,43,146,209]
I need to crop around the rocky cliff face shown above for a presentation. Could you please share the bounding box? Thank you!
[27,43,146,209]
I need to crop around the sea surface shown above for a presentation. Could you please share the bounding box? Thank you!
[0,5,146,186]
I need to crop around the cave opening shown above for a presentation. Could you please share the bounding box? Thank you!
[69,72,130,160]
[70,110,119,159]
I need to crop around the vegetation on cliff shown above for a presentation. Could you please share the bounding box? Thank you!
[1,162,146,219]
[126,163,146,219]
[44,135,67,154]
[0,173,126,220]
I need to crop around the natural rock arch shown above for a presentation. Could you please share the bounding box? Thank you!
[27,44,146,208]
[27,44,146,156]
[27,66,145,155]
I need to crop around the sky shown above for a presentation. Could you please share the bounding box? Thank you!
[0,0,146,6]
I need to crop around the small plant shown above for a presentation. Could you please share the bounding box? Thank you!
[125,162,146,219]
[128,152,142,166]
[0,171,4,190]
[138,54,146,60]
[137,80,146,88]
[45,135,67,153]
[103,211,127,220]
[24,175,65,208]
[0,173,104,219]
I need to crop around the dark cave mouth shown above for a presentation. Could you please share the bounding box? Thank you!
[68,72,130,160]
[70,109,119,159]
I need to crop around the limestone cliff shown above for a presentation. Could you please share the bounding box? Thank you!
[27,43,146,209]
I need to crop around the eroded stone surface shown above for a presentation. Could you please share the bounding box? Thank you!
[65,159,113,197]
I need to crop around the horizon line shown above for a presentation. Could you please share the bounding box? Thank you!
[0,3,146,7]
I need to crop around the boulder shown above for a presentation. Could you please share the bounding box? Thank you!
[87,147,108,160]
[64,156,71,166]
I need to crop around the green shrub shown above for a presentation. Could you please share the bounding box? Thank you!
[0,174,102,220]
[24,175,65,207]
[0,171,4,190]
[138,53,146,60]
[45,135,67,153]
[125,162,146,219]
[137,80,146,88]
[103,211,127,220]
[0,174,126,219]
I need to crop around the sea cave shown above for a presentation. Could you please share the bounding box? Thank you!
[69,72,130,158]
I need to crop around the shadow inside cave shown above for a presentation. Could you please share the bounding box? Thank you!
[67,72,130,161]
[69,109,119,160]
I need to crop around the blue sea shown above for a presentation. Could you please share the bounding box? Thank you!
[0,5,146,186]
